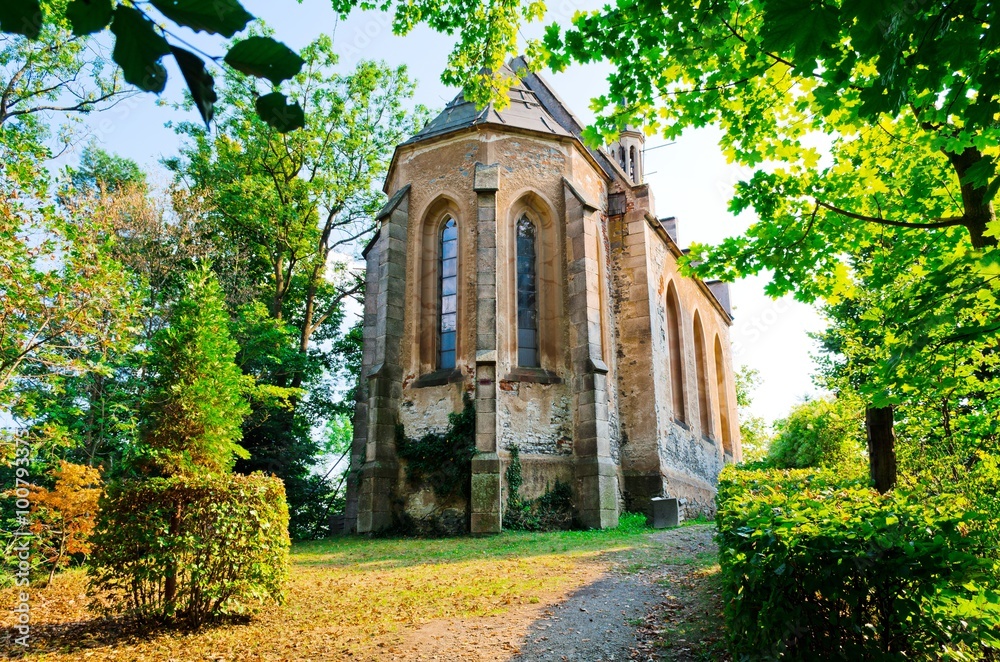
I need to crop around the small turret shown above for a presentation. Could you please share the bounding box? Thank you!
[608,126,645,185]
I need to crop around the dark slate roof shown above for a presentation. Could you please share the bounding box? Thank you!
[403,62,574,146]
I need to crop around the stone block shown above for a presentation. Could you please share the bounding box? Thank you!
[624,230,645,246]
[477,248,497,272]
[386,221,408,241]
[479,228,496,249]
[476,411,496,435]
[471,513,502,534]
[575,460,619,529]
[571,234,586,262]
[477,283,496,301]
[623,253,647,270]
[471,453,501,473]
[474,163,500,191]
[650,497,679,528]
[478,268,496,286]
[386,236,407,257]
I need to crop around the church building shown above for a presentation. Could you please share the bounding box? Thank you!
[345,58,741,535]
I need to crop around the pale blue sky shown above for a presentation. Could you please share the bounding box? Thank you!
[66,0,824,424]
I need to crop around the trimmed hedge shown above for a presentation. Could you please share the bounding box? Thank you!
[88,472,289,625]
[717,466,1000,660]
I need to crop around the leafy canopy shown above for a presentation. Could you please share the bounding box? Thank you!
[335,0,1000,298]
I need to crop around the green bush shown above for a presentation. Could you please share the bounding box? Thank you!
[88,472,289,625]
[716,465,1000,660]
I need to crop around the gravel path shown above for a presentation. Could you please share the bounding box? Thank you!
[512,525,721,662]
[512,573,661,661]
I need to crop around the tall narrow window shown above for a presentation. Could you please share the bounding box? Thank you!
[629,146,636,182]
[666,283,685,423]
[715,336,734,457]
[693,312,712,437]
[438,217,457,369]
[516,215,539,367]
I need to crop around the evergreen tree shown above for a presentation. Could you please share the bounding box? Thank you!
[140,265,249,476]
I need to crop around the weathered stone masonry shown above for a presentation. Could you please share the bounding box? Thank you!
[347,58,741,534]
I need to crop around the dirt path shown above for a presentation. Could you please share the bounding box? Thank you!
[378,524,727,661]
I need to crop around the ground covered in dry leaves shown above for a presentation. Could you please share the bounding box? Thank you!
[2,522,725,661]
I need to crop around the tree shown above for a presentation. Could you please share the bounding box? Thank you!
[1,0,307,130]
[0,8,133,189]
[0,7,143,418]
[767,396,866,471]
[168,35,424,536]
[0,199,141,411]
[171,35,422,366]
[65,142,147,195]
[814,223,1000,498]
[138,264,250,476]
[539,0,1000,490]
[6,145,216,479]
[733,366,771,463]
[27,460,102,586]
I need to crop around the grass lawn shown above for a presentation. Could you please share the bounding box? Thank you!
[2,515,671,660]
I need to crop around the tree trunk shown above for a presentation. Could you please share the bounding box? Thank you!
[866,405,896,493]
[163,500,182,618]
[946,147,998,249]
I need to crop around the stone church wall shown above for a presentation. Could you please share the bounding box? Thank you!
[351,94,739,532]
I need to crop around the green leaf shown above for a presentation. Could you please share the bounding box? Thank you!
[224,37,304,85]
[760,0,840,64]
[65,0,113,36]
[984,177,1000,206]
[0,0,42,39]
[959,155,996,190]
[110,6,171,93]
[171,47,217,127]
[255,92,304,132]
[150,0,253,38]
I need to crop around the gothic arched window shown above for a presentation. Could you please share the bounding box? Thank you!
[715,335,734,457]
[666,282,685,423]
[693,311,712,437]
[516,214,539,367]
[438,217,458,369]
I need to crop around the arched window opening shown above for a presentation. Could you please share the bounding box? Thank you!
[629,146,636,182]
[438,217,458,369]
[693,312,712,437]
[618,146,626,170]
[666,283,685,423]
[715,336,734,457]
[516,214,539,367]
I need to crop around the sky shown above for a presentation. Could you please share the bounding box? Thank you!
[63,0,825,425]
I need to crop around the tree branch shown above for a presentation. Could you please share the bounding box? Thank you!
[816,201,965,230]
